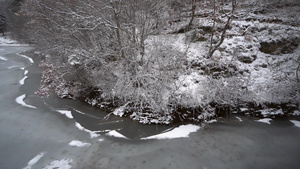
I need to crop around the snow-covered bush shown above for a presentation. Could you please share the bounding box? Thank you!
[35,59,82,99]
[25,0,188,113]
[112,38,187,114]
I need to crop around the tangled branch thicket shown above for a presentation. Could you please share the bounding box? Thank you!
[22,0,190,117]
[20,0,300,123]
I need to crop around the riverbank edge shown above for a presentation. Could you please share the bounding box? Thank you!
[25,47,300,125]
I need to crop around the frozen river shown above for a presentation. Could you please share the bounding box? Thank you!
[1,46,300,169]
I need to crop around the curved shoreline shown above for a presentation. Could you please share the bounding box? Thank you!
[1,46,300,169]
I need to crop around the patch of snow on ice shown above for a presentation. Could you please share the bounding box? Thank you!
[74,109,84,115]
[98,138,104,142]
[290,120,300,128]
[17,53,34,63]
[8,66,17,69]
[43,158,73,169]
[235,116,243,122]
[15,94,37,109]
[73,109,101,119]
[0,56,7,61]
[57,110,73,119]
[69,140,91,147]
[256,118,272,124]
[141,124,200,140]
[106,130,127,139]
[206,119,217,123]
[75,122,100,138]
[23,152,45,169]
[19,76,28,85]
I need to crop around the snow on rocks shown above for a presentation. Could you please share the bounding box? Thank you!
[112,103,129,117]
[260,109,284,117]
[198,112,215,121]
[130,111,173,124]
[292,110,300,116]
[240,108,249,112]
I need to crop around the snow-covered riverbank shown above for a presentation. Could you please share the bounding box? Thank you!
[8,1,300,125]
[1,44,300,169]
[75,1,300,124]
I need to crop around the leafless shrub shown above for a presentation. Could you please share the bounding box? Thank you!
[112,38,187,113]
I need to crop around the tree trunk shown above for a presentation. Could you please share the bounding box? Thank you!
[111,2,125,58]
[186,1,196,32]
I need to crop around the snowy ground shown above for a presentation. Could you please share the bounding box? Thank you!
[151,1,300,121]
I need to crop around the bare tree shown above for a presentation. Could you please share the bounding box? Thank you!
[186,0,197,31]
[297,56,300,82]
[207,0,258,58]
[0,7,6,36]
[22,0,187,113]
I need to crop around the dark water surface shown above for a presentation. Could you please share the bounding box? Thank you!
[1,46,300,169]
